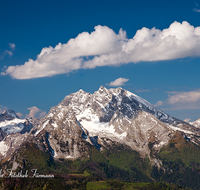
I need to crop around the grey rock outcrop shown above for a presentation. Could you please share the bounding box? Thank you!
[29,86,200,160]
[1,86,200,163]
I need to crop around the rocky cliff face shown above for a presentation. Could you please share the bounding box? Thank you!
[1,87,200,190]
[0,110,20,122]
[25,86,200,161]
[1,86,200,163]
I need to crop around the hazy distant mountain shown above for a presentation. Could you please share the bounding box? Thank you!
[190,118,200,128]
[0,110,35,160]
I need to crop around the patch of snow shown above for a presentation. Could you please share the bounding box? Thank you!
[151,118,157,124]
[154,141,165,148]
[190,119,200,128]
[0,141,9,156]
[169,125,193,134]
[66,155,74,159]
[51,122,58,128]
[54,150,58,158]
[94,100,105,108]
[34,120,49,136]
[76,108,127,140]
[113,94,122,106]
[47,113,54,118]
[159,113,168,120]
[0,118,25,134]
[79,93,89,103]
[126,91,153,109]
[57,109,64,119]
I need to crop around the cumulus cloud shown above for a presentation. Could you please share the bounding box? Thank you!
[25,106,46,118]
[0,105,7,113]
[16,112,23,118]
[108,77,129,87]
[2,21,200,79]
[156,90,200,110]
[184,118,191,123]
[154,100,163,107]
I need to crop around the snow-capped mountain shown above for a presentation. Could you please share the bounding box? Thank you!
[0,110,19,122]
[0,110,34,135]
[27,86,200,161]
[190,118,200,128]
[0,110,35,160]
[1,86,200,190]
[1,86,200,163]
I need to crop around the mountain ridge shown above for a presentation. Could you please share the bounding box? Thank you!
[24,86,200,161]
[0,86,200,189]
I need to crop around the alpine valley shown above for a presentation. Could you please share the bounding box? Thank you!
[0,86,200,190]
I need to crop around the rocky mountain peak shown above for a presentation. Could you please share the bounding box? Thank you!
[0,110,19,122]
[190,118,200,128]
[1,86,199,162]
[26,86,200,161]
[98,85,109,92]
[1,87,200,190]
[2,110,19,118]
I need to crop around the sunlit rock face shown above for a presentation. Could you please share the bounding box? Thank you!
[28,86,200,160]
[1,86,200,161]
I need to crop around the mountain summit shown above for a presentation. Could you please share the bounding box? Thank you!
[1,86,200,189]
[27,86,200,160]
[0,110,19,122]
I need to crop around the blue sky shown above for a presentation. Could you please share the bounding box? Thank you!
[1,0,200,122]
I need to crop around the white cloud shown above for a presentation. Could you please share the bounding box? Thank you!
[0,106,22,118]
[0,43,15,60]
[108,77,129,87]
[0,105,7,114]
[8,43,15,50]
[184,118,191,123]
[16,112,23,118]
[4,50,13,57]
[25,106,46,118]
[156,90,200,110]
[193,8,200,12]
[167,91,200,105]
[193,2,200,12]
[2,21,200,79]
[154,100,163,107]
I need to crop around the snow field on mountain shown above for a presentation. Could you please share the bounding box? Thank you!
[190,119,200,128]
[0,141,9,156]
[34,120,49,136]
[169,125,193,134]
[76,108,127,139]
[0,118,25,134]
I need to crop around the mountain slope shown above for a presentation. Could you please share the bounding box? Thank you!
[29,86,200,160]
[1,86,200,189]
[0,110,19,122]
[190,118,200,128]
[0,110,35,160]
